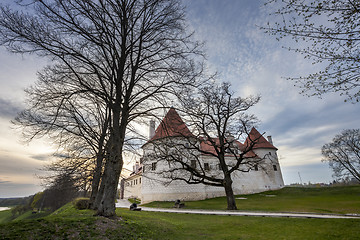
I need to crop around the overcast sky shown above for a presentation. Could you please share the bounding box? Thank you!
[0,0,359,198]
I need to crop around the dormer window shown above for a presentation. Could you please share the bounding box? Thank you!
[191,160,196,169]
[151,162,157,171]
[204,163,210,171]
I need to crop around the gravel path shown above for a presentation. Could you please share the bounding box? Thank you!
[116,199,360,219]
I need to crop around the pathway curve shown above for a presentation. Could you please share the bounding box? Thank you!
[116,200,360,219]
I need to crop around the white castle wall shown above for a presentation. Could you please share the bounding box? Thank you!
[123,174,142,200]
[252,148,284,189]
[139,145,284,203]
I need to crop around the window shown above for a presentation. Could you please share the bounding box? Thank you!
[151,162,157,171]
[273,165,277,171]
[204,163,210,171]
[254,165,258,171]
[139,177,141,184]
[190,160,196,169]
[135,179,137,185]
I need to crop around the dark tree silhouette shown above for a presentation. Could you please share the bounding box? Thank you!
[322,129,360,182]
[14,77,110,208]
[0,0,204,217]
[41,174,80,212]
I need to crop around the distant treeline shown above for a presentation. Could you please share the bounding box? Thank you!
[0,196,32,207]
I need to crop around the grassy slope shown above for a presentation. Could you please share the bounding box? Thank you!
[144,186,360,214]
[0,209,51,224]
[0,204,359,240]
[0,186,359,239]
[0,210,12,224]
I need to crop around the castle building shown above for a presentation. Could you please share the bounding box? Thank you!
[121,108,284,203]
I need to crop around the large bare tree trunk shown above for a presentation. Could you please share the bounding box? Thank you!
[224,175,237,210]
[96,150,123,217]
[89,153,104,209]
[89,118,109,209]
[96,106,127,217]
[93,177,105,210]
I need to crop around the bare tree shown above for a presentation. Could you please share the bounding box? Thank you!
[322,129,360,182]
[41,153,96,197]
[145,82,267,210]
[264,0,360,103]
[1,0,204,217]
[13,69,110,209]
[41,173,80,211]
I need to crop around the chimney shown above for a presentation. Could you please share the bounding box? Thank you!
[267,136,273,145]
[135,161,140,173]
[149,120,155,139]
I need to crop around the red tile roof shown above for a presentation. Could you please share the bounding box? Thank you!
[147,109,277,153]
[200,138,257,158]
[244,127,277,150]
[149,108,194,141]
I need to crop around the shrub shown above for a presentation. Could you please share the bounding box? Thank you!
[74,198,90,210]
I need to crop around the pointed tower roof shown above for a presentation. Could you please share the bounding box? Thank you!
[149,108,194,142]
[244,127,277,150]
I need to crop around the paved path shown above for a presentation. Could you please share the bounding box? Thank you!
[116,199,132,208]
[116,199,360,219]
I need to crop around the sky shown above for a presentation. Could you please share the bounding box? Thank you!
[0,0,359,198]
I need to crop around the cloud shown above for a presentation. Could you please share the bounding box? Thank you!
[0,97,23,119]
[0,153,43,176]
[0,181,42,198]
[0,154,43,197]
[0,178,11,184]
[31,153,52,162]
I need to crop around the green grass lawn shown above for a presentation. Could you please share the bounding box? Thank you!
[143,185,360,214]
[1,186,359,239]
[0,203,359,239]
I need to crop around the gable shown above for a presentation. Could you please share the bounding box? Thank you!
[244,127,277,150]
[149,108,194,141]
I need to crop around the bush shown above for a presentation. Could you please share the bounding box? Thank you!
[74,198,89,210]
